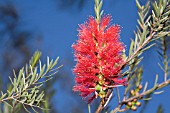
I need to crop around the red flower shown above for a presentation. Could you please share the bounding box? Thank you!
[72,15,126,103]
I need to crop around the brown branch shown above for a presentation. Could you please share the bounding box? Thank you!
[162,36,168,81]
[11,100,18,113]
[95,100,104,113]
[0,94,19,103]
[111,104,122,113]
[110,78,170,113]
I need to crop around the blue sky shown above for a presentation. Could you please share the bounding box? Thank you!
[4,0,170,112]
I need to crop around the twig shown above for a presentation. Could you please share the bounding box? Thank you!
[126,79,170,101]
[11,100,18,113]
[95,100,103,113]
[162,37,168,81]
[0,94,19,103]
[12,98,46,110]
[95,89,113,113]
[111,104,121,113]
[110,78,170,113]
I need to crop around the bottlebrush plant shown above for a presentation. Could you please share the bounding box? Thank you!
[0,0,170,113]
[72,0,170,113]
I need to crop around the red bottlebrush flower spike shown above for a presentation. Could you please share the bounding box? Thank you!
[72,15,126,103]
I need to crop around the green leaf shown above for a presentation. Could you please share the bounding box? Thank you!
[154,90,164,94]
[30,51,42,68]
[158,63,165,72]
[30,67,38,85]
[143,82,148,93]
[21,91,28,97]
[154,74,159,86]
[17,67,24,85]
[140,43,156,52]
[20,77,25,90]
[140,26,148,45]
[142,97,152,101]
[51,57,59,68]
[136,0,142,10]
[152,1,160,17]
[129,39,134,56]
[39,64,46,79]
[0,93,7,100]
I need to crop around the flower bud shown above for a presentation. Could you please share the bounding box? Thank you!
[138,84,142,90]
[131,106,137,111]
[127,102,132,107]
[133,99,137,102]
[136,101,141,106]
[130,90,135,95]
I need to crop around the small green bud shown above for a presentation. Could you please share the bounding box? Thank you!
[97,74,103,80]
[97,74,104,85]
[99,90,106,98]
[95,84,101,92]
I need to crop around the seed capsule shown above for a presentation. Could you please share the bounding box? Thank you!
[127,102,132,107]
[136,101,141,106]
[130,90,135,95]
[138,84,142,90]
[133,99,137,102]
[131,106,137,111]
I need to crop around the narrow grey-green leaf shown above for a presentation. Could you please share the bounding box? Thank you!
[30,67,38,85]
[0,93,7,100]
[129,39,134,56]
